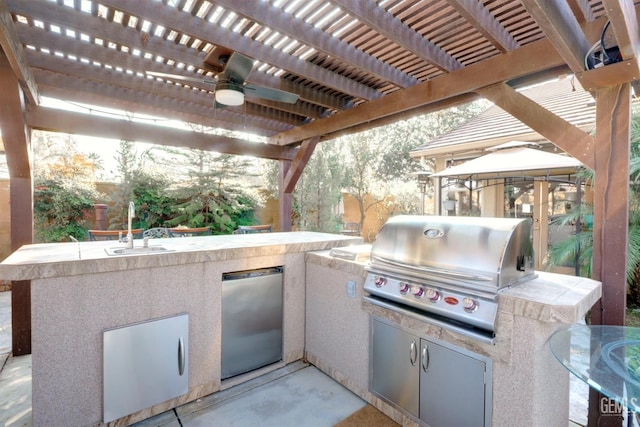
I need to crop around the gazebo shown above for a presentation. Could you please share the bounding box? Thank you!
[0,2,637,424]
[430,141,586,270]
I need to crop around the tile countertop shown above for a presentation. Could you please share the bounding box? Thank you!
[0,232,364,280]
[497,272,601,323]
[305,246,602,324]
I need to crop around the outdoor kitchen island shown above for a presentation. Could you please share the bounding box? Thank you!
[0,231,362,427]
[305,245,602,427]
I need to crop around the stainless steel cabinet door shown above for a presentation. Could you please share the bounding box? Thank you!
[370,318,419,417]
[103,314,189,423]
[420,339,486,427]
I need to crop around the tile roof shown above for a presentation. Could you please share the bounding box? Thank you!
[411,77,595,159]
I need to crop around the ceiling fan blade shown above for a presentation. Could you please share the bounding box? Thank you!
[223,53,255,83]
[245,84,300,104]
[146,71,217,85]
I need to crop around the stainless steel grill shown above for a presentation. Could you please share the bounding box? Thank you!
[364,215,536,343]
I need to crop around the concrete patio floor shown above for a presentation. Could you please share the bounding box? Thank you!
[0,291,588,426]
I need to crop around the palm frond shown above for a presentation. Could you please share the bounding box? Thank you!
[545,230,593,277]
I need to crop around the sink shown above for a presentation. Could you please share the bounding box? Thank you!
[105,246,173,256]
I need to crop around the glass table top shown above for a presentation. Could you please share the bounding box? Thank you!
[549,325,640,413]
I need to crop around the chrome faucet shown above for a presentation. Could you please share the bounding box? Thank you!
[127,201,135,249]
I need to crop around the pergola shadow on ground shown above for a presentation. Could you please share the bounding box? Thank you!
[0,2,637,425]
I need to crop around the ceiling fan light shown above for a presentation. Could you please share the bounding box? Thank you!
[216,88,244,106]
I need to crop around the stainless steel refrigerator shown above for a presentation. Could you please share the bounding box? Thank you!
[221,266,283,379]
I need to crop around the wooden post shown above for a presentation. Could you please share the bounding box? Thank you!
[588,83,631,426]
[279,159,292,232]
[533,180,549,270]
[0,52,34,355]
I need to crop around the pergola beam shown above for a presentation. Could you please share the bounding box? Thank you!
[447,0,519,52]
[283,137,319,194]
[568,0,595,23]
[26,107,297,161]
[17,35,308,129]
[38,82,284,137]
[520,0,591,74]
[0,0,38,105]
[475,83,595,169]
[270,36,567,145]
[33,69,290,136]
[279,137,320,232]
[602,0,640,61]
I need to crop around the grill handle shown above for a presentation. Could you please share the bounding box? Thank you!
[371,256,494,282]
[421,343,429,372]
[410,340,417,366]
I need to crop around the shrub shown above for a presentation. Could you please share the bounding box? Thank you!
[34,178,99,242]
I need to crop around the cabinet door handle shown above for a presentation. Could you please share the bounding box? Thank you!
[178,336,186,376]
[410,340,418,366]
[421,344,429,372]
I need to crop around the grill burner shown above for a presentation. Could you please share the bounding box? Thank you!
[364,215,536,343]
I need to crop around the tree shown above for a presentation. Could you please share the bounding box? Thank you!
[145,146,261,234]
[109,140,140,229]
[294,143,344,232]
[261,100,488,231]
[31,131,101,242]
[341,129,391,231]
[130,172,174,229]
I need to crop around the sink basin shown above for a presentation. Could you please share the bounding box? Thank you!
[105,246,173,256]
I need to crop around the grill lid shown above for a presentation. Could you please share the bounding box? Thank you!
[369,215,535,293]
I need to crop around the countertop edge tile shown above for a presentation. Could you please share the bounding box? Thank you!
[0,232,364,280]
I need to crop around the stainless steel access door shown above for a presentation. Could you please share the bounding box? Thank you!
[420,339,487,427]
[103,313,188,423]
[370,318,420,417]
[221,266,283,379]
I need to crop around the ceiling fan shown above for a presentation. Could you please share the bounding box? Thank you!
[147,52,299,107]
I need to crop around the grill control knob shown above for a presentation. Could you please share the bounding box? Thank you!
[425,288,440,302]
[413,286,425,298]
[462,297,478,312]
[374,276,387,288]
[399,282,411,294]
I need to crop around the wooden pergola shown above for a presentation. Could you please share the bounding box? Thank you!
[0,1,637,424]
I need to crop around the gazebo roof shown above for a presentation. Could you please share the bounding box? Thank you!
[430,145,584,179]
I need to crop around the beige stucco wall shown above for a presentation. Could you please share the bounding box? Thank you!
[30,252,307,426]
